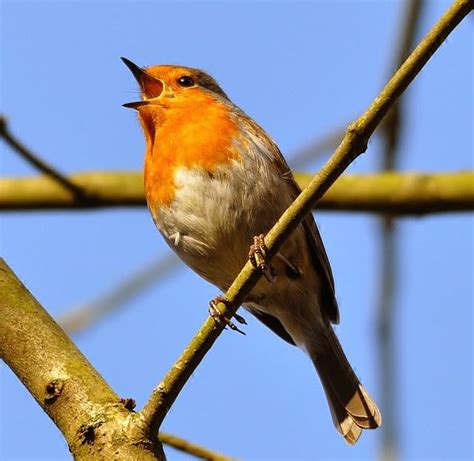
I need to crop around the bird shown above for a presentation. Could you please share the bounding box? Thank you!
[122,57,381,444]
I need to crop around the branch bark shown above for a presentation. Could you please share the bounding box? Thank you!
[1,170,473,215]
[0,259,165,459]
[138,0,474,435]
[0,259,235,460]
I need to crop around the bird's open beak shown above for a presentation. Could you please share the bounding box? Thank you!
[121,57,164,109]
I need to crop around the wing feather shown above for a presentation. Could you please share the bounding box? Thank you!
[250,309,296,345]
[237,113,340,324]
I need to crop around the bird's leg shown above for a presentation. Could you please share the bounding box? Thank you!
[208,295,246,335]
[249,234,276,283]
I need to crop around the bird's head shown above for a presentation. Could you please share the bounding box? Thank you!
[121,58,228,110]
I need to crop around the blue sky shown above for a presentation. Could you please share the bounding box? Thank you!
[1,1,472,460]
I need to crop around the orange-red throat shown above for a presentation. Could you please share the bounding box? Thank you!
[122,59,240,208]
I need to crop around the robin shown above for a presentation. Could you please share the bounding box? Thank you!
[122,58,381,444]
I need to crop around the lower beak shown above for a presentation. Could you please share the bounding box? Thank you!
[122,100,150,110]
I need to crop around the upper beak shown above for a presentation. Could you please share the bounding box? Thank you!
[121,57,145,82]
[121,57,164,109]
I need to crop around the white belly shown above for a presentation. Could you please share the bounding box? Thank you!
[150,155,292,290]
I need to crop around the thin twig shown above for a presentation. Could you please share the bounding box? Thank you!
[60,254,181,333]
[381,0,425,170]
[0,115,88,199]
[1,170,473,214]
[290,125,347,169]
[378,220,398,461]
[377,2,425,460]
[160,432,235,461]
[138,0,474,434]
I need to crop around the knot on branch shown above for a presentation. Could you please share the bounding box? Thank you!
[120,397,137,411]
[44,379,64,404]
[78,420,103,445]
[345,121,369,159]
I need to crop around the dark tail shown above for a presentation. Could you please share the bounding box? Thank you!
[310,326,381,444]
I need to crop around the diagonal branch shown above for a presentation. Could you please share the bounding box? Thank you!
[60,254,181,334]
[138,0,474,434]
[0,259,165,459]
[290,124,347,169]
[1,170,473,214]
[159,432,235,461]
[0,115,88,199]
[0,260,234,459]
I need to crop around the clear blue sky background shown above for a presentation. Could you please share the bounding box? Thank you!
[1,1,472,460]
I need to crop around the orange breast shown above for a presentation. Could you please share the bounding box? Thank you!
[143,92,239,208]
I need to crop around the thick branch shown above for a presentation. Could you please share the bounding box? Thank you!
[0,171,143,210]
[0,170,472,215]
[0,259,165,459]
[139,0,474,433]
[295,171,474,215]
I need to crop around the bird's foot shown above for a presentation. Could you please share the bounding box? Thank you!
[208,295,246,335]
[249,234,276,282]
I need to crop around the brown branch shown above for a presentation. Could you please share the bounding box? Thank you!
[0,258,165,459]
[159,432,235,461]
[1,170,473,214]
[138,0,474,435]
[0,115,88,200]
[0,261,230,459]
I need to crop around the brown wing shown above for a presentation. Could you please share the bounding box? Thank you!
[250,310,296,345]
[300,213,340,324]
[241,115,340,324]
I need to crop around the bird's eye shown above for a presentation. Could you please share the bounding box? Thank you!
[177,76,195,87]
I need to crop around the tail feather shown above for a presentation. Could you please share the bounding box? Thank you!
[341,418,363,445]
[324,382,363,444]
[311,326,381,444]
